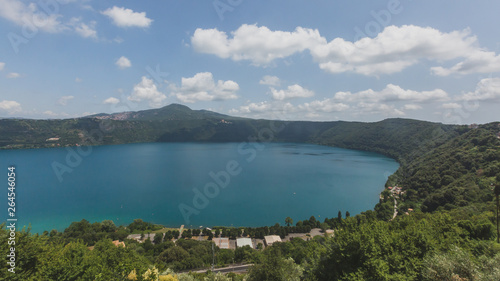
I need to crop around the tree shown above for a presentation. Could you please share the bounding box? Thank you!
[308,216,318,228]
[246,247,303,281]
[421,246,478,281]
[157,246,190,265]
[154,232,164,244]
[320,223,329,233]
[346,211,350,218]
[285,217,293,227]
[494,182,500,244]
[338,210,342,223]
[101,220,117,232]
[235,245,254,263]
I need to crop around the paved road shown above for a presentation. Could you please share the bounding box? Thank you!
[191,264,254,274]
[391,197,398,220]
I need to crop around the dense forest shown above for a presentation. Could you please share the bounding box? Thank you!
[1,105,499,280]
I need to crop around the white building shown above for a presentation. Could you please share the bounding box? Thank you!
[236,237,253,248]
[212,237,229,249]
[264,235,282,246]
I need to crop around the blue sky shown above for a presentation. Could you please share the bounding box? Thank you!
[1,0,500,124]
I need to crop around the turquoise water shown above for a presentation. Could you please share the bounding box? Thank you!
[0,142,399,233]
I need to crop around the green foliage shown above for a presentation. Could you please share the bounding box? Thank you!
[398,125,500,213]
[128,219,163,233]
[2,106,499,280]
[313,211,500,281]
[246,247,304,281]
[422,246,500,281]
[0,226,151,281]
[234,245,254,263]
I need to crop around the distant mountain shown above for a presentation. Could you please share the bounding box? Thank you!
[84,104,237,121]
[0,104,462,164]
[1,103,499,215]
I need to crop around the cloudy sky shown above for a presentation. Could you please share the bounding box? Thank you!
[1,0,499,124]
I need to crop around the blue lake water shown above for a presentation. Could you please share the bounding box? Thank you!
[0,142,399,233]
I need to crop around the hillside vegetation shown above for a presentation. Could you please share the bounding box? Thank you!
[1,104,499,280]
[0,104,459,162]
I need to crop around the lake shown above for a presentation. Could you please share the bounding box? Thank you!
[0,142,399,233]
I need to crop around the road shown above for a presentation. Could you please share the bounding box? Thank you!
[391,197,398,220]
[191,264,254,274]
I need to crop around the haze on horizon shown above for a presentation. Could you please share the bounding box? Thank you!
[1,0,500,124]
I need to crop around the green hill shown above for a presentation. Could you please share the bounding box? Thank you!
[1,104,498,215]
[1,104,500,280]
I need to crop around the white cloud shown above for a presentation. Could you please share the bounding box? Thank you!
[57,96,74,106]
[229,83,445,120]
[101,6,153,28]
[357,103,406,116]
[229,101,299,120]
[403,104,423,110]
[441,103,462,109]
[0,1,100,39]
[128,76,166,107]
[230,99,347,120]
[0,100,22,114]
[80,111,97,117]
[333,84,449,103]
[73,19,97,39]
[191,24,325,66]
[458,78,500,101]
[192,24,499,76]
[116,56,132,69]
[431,50,500,76]
[43,110,58,117]
[0,0,67,33]
[103,97,120,105]
[6,72,20,79]
[235,102,273,114]
[310,25,480,76]
[172,72,239,103]
[271,84,314,101]
[0,62,4,71]
[259,75,281,86]
[42,110,70,118]
[298,99,349,113]
[75,77,82,82]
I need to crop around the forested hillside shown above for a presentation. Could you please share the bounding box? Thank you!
[393,123,500,213]
[1,105,499,280]
[0,104,460,165]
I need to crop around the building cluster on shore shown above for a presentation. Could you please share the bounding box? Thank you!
[128,228,332,250]
[388,186,404,196]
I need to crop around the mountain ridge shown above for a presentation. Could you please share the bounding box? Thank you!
[82,103,237,121]
[1,103,499,216]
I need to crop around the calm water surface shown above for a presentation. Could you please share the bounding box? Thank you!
[0,142,399,233]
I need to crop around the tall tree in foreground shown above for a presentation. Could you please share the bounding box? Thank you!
[285,217,293,227]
